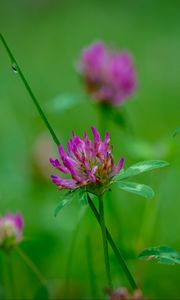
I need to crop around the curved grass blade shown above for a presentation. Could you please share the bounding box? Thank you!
[117,181,154,199]
[0,34,60,147]
[139,245,180,265]
[87,194,138,290]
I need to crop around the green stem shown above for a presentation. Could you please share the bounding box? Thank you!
[0,33,137,292]
[15,246,46,286]
[88,194,137,291]
[98,195,112,289]
[0,33,60,147]
[86,235,97,297]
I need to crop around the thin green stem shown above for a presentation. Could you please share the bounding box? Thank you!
[86,235,97,298]
[98,194,112,289]
[0,33,137,292]
[88,194,137,291]
[0,33,60,146]
[15,246,46,286]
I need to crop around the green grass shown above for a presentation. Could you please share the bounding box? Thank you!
[0,0,180,299]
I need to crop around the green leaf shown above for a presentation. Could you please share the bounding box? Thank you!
[117,181,154,199]
[47,93,84,114]
[139,245,180,265]
[114,160,169,181]
[54,198,73,217]
[79,191,88,206]
[33,284,49,300]
[173,127,180,137]
[54,190,77,217]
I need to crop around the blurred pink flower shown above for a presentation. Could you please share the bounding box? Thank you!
[0,213,24,252]
[50,127,124,196]
[78,42,137,106]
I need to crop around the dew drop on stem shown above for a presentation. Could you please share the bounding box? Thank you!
[12,62,18,74]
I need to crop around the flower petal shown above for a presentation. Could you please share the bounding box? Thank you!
[91,127,102,154]
[111,157,125,176]
[50,175,77,189]
[49,158,70,174]
[58,144,68,162]
[88,166,98,182]
[13,214,24,231]
[63,157,84,182]
[104,131,110,145]
[80,42,106,80]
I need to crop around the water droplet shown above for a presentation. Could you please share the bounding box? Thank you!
[12,62,18,74]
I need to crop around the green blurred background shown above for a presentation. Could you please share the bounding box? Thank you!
[0,0,180,299]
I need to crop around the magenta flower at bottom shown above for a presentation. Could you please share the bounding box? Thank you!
[0,213,24,252]
[50,127,124,196]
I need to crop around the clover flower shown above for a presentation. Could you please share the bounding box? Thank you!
[50,127,124,196]
[78,42,137,106]
[106,287,145,300]
[0,213,24,252]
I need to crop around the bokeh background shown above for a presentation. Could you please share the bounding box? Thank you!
[0,0,180,299]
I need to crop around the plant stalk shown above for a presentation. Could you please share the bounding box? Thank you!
[0,33,60,147]
[0,33,137,292]
[98,194,112,289]
[88,194,137,291]
[15,246,46,286]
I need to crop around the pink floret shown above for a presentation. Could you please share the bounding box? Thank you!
[0,213,24,251]
[50,127,124,194]
[78,41,137,106]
